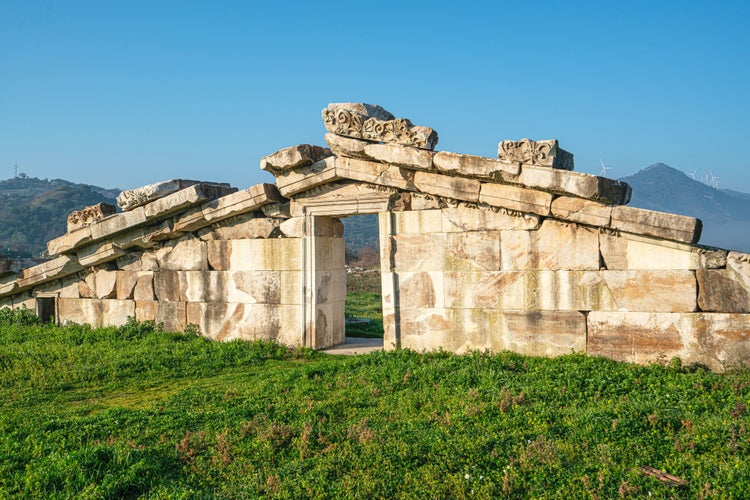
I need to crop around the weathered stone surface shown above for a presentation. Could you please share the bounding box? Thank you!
[322,103,438,150]
[58,298,134,327]
[77,242,127,267]
[413,171,480,203]
[156,301,186,332]
[551,196,612,227]
[207,238,304,272]
[186,302,284,342]
[67,203,117,233]
[90,207,147,241]
[362,142,434,170]
[18,256,83,291]
[518,165,631,204]
[93,270,118,299]
[278,217,344,238]
[135,300,158,322]
[433,151,520,181]
[117,179,231,211]
[479,182,552,216]
[409,193,441,210]
[497,138,574,170]
[600,270,697,312]
[0,275,19,297]
[442,205,539,232]
[143,183,237,220]
[274,156,340,197]
[389,233,447,272]
[260,144,332,175]
[697,253,750,312]
[116,271,139,300]
[134,273,155,301]
[199,214,282,241]
[335,157,414,192]
[324,133,372,160]
[47,226,93,256]
[156,237,207,271]
[501,219,600,270]
[610,206,702,244]
[587,312,750,372]
[261,201,291,219]
[600,231,727,270]
[153,271,182,302]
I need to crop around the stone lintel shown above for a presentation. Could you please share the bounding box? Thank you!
[610,206,702,244]
[260,144,333,175]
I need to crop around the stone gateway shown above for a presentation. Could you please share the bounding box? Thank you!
[1,103,749,372]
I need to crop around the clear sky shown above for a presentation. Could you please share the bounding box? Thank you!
[1,0,749,193]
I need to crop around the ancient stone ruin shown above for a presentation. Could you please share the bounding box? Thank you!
[1,103,749,371]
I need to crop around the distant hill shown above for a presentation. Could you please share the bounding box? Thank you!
[621,163,750,252]
[0,175,119,258]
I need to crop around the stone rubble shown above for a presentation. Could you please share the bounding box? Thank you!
[1,102,749,371]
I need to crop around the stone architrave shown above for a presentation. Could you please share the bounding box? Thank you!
[322,103,438,150]
[610,206,702,244]
[433,151,520,181]
[551,196,612,227]
[143,184,237,220]
[497,138,574,170]
[67,203,117,233]
[479,182,552,216]
[274,157,340,197]
[413,171,480,203]
[260,144,332,175]
[518,165,631,204]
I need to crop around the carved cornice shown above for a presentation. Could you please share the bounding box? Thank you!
[498,138,574,170]
[322,107,438,150]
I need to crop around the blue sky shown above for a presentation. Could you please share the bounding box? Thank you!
[1,0,749,193]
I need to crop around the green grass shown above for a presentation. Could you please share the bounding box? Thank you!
[2,311,750,498]
[345,271,383,338]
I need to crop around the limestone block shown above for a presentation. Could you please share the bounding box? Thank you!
[226,271,281,304]
[441,205,539,232]
[94,270,118,299]
[311,301,346,349]
[322,102,438,150]
[67,203,117,233]
[312,269,347,304]
[394,271,444,309]
[444,271,526,310]
[180,271,228,302]
[116,271,139,300]
[497,138,574,170]
[156,237,207,271]
[141,252,159,271]
[143,183,237,221]
[280,271,304,305]
[600,231,727,270]
[410,193,442,210]
[392,210,444,234]
[58,298,135,328]
[697,253,750,312]
[495,310,587,357]
[276,304,304,347]
[77,242,127,267]
[518,165,631,204]
[587,311,750,372]
[18,256,83,290]
[261,201,291,219]
[153,271,183,302]
[551,196,612,227]
[117,179,230,211]
[314,237,345,270]
[156,301,187,333]
[207,238,304,272]
[90,207,147,241]
[335,157,415,192]
[36,275,80,299]
[325,133,372,160]
[388,307,457,352]
[133,273,155,301]
[186,302,279,342]
[390,233,447,272]
[280,217,341,238]
[433,151,520,181]
[479,182,552,216]
[199,213,281,240]
[260,144,332,175]
[274,156,340,197]
[501,219,600,270]
[289,181,393,217]
[47,226,93,256]
[135,300,158,322]
[115,253,142,271]
[0,275,19,297]
[445,231,502,271]
[610,206,702,244]
[79,274,96,299]
[202,183,284,226]
[601,270,696,312]
[413,171,480,203]
[362,142,434,170]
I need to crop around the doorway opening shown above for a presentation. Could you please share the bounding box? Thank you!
[36,295,57,324]
[342,214,383,339]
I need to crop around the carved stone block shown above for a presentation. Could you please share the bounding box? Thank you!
[433,151,520,181]
[67,203,117,233]
[260,144,332,175]
[479,182,552,216]
[117,179,232,211]
[519,165,631,204]
[413,171,480,203]
[497,138,574,170]
[610,206,702,244]
[551,196,612,227]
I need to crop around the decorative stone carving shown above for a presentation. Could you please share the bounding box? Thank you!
[116,179,232,211]
[322,103,438,150]
[67,203,117,233]
[497,138,574,170]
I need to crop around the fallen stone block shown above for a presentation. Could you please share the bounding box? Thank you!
[433,151,520,181]
[479,182,552,216]
[497,138,574,170]
[260,144,333,175]
[610,206,702,244]
[67,203,117,233]
[322,102,438,150]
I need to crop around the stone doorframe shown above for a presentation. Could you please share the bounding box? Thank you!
[297,186,395,349]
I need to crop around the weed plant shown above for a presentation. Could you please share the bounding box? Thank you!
[1,313,749,498]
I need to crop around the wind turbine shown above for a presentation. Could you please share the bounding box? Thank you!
[599,159,613,178]
[689,169,697,180]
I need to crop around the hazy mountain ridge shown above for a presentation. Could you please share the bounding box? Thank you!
[0,176,119,258]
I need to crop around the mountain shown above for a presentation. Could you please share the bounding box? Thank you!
[0,175,119,258]
[620,163,750,252]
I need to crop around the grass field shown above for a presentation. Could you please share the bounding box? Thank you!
[345,271,383,338]
[1,307,750,498]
